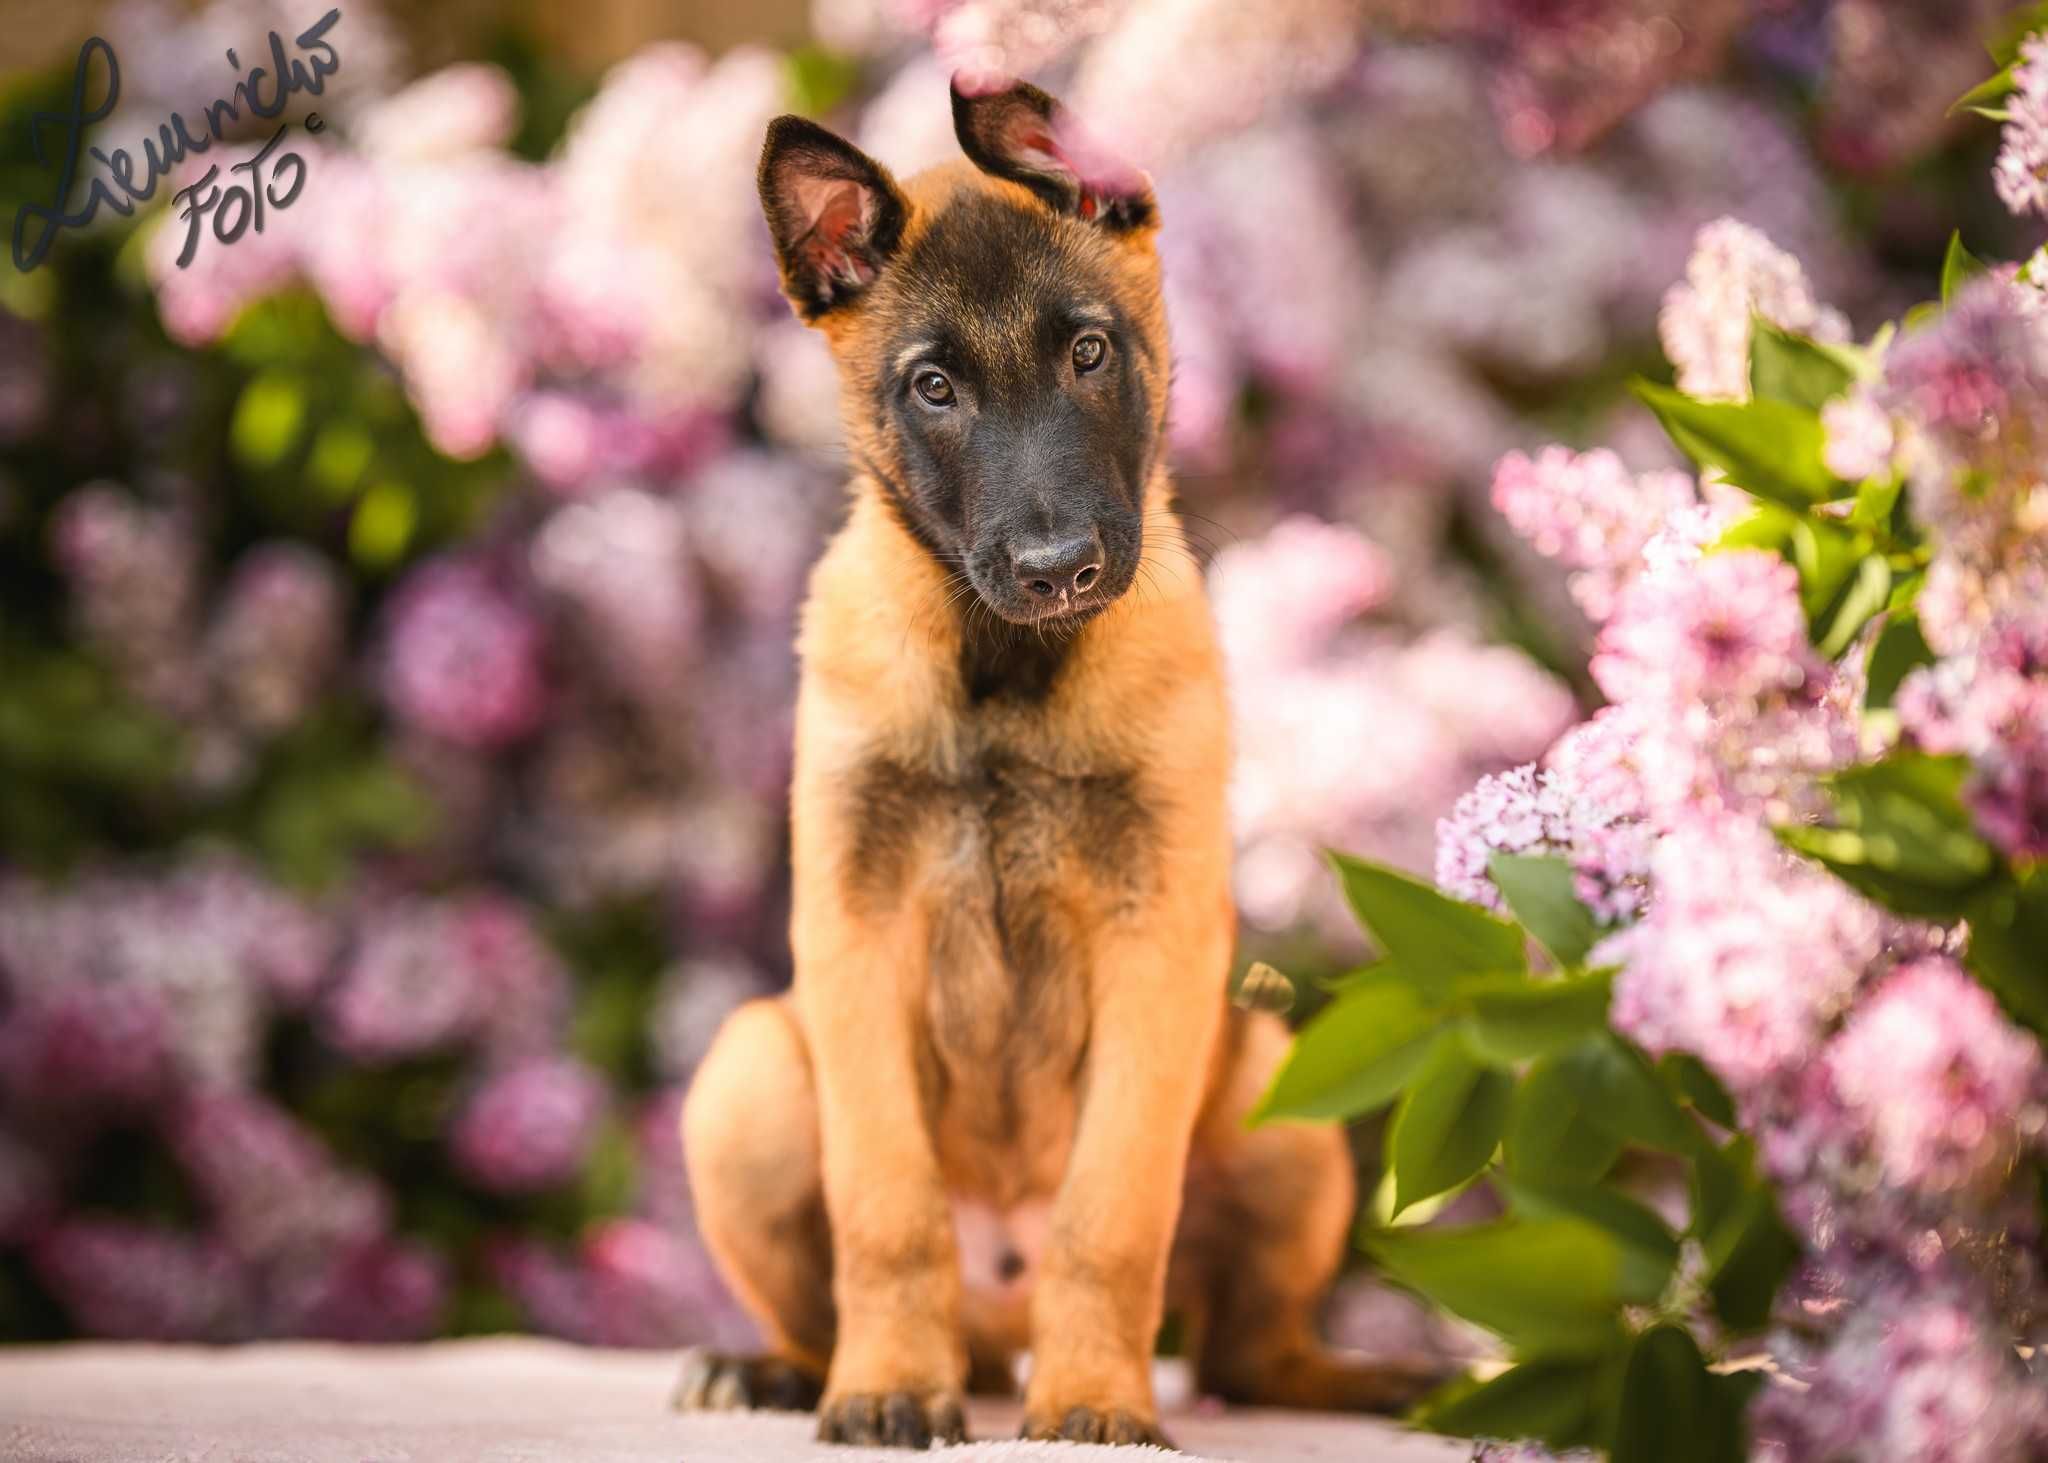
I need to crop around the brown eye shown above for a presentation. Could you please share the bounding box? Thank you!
[913,370,955,407]
[1072,334,1107,374]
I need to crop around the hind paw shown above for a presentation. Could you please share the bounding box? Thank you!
[672,1348,824,1413]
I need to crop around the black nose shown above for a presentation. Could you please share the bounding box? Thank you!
[1011,533,1103,599]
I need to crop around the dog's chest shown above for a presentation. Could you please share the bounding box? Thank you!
[845,740,1155,1182]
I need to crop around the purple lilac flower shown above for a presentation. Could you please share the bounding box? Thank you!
[651,957,769,1082]
[0,981,171,1112]
[321,897,483,1060]
[48,484,205,713]
[380,558,548,749]
[32,1221,250,1341]
[444,892,571,1060]
[166,1090,387,1262]
[205,543,347,735]
[268,1235,450,1342]
[449,1058,607,1195]
[1753,1281,2047,1463]
[1898,607,2048,861]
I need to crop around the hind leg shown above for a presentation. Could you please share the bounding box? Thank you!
[1173,1011,1449,1414]
[676,997,833,1413]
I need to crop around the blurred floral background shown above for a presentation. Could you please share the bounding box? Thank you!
[0,0,2033,1351]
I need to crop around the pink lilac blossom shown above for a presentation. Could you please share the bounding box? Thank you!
[1996,35,2048,219]
[1590,549,1816,708]
[379,557,548,749]
[1753,1282,2047,1463]
[1434,763,1652,924]
[1472,0,1748,158]
[1489,446,1698,619]
[450,1059,608,1195]
[1824,959,2044,1201]
[489,1217,748,1348]
[1605,817,1886,1095]
[1896,606,2048,862]
[1821,388,1896,483]
[1657,217,1850,402]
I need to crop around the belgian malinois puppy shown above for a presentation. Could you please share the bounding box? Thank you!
[676,77,1437,1448]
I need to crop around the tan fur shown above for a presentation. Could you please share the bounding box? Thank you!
[681,145,1441,1449]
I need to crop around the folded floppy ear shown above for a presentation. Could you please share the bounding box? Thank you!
[950,76,1154,232]
[758,115,909,321]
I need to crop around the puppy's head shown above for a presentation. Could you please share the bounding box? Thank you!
[759,79,1166,627]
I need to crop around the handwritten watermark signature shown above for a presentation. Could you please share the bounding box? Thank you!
[10,8,343,274]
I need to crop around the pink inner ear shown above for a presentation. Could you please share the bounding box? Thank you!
[792,175,879,289]
[1000,113,1146,207]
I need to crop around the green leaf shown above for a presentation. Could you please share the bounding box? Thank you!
[1579,1033,1698,1153]
[1942,232,1990,305]
[1952,63,2019,119]
[1748,319,1856,411]
[1614,1326,1744,1463]
[1826,753,1999,889]
[1507,1050,1626,1184]
[1711,502,1799,556]
[1659,1052,1737,1129]
[1815,553,1891,660]
[1865,612,1934,710]
[1965,874,2048,1038]
[1388,1034,1513,1214]
[1328,852,1527,980]
[1701,1187,1798,1333]
[1488,852,1600,967]
[1691,1138,1797,1334]
[1845,474,1903,535]
[1500,1178,1680,1295]
[1364,1219,1646,1355]
[1417,1356,1616,1450]
[1249,980,1443,1125]
[1791,518,1865,631]
[1633,380,1848,508]
[1462,970,1615,1066]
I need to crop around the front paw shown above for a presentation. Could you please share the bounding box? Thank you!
[1021,1405,1173,1449]
[817,1390,968,1448]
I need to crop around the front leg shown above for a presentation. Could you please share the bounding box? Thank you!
[1022,909,1229,1445]
[795,914,969,1447]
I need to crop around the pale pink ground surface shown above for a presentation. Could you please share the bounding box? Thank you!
[0,1338,1472,1463]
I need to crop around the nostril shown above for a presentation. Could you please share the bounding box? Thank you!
[1073,563,1100,593]
[1026,578,1057,598]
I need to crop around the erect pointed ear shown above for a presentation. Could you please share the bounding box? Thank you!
[950,75,1154,232]
[758,115,909,322]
